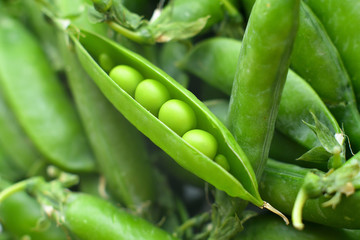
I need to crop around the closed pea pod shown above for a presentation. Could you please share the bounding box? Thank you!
[70,28,273,209]
[0,15,96,172]
[228,0,300,179]
[303,0,360,110]
[0,89,44,177]
[235,213,359,240]
[290,2,360,151]
[0,177,177,240]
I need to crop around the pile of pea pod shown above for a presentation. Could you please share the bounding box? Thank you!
[1,0,360,239]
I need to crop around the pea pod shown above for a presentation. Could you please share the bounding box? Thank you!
[180,37,341,154]
[235,213,359,240]
[59,33,157,212]
[290,2,360,151]
[302,0,360,110]
[0,176,177,240]
[70,29,265,207]
[0,144,23,182]
[64,193,177,240]
[0,15,96,172]
[228,0,300,179]
[0,87,44,177]
[260,159,360,229]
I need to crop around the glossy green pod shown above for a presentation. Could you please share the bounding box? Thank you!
[60,192,178,240]
[303,0,360,110]
[260,159,360,229]
[290,2,360,151]
[228,0,300,179]
[181,37,341,151]
[0,87,44,176]
[235,213,358,240]
[0,16,96,172]
[0,144,23,182]
[72,29,264,206]
[59,34,157,210]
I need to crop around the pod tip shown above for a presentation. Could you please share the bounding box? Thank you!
[262,201,289,225]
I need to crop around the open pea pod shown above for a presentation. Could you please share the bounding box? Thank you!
[71,29,264,207]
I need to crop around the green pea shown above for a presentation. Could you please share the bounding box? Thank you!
[135,79,170,115]
[182,129,217,159]
[98,53,114,73]
[109,65,143,97]
[158,99,196,136]
[214,154,230,171]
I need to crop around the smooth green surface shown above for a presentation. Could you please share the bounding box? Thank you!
[290,2,360,151]
[64,193,177,240]
[158,99,197,136]
[303,0,360,110]
[0,16,95,172]
[98,53,115,73]
[0,88,43,176]
[73,30,263,206]
[228,0,300,179]
[135,79,171,116]
[235,213,356,240]
[109,65,144,97]
[182,129,218,159]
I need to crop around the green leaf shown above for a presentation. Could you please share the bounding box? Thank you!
[150,16,209,42]
[111,1,144,30]
[296,146,332,163]
[303,112,343,154]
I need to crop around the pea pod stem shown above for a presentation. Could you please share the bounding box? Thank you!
[291,187,307,230]
[0,178,40,203]
[108,21,154,44]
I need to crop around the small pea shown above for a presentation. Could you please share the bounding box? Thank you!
[214,154,230,171]
[135,79,170,115]
[98,53,114,73]
[182,129,217,159]
[158,99,197,136]
[109,65,143,97]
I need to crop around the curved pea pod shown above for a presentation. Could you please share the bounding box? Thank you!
[228,0,300,179]
[260,159,360,229]
[71,29,265,207]
[0,16,96,172]
[59,35,157,211]
[0,88,44,177]
[290,2,360,152]
[181,37,341,155]
[0,144,23,182]
[179,37,240,95]
[235,213,358,240]
[303,0,360,110]
[62,193,178,240]
[0,180,68,240]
